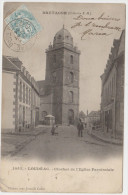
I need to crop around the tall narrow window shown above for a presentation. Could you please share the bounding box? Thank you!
[69,91,73,102]
[112,77,114,95]
[26,87,28,104]
[70,72,74,83]
[23,84,25,103]
[34,92,36,105]
[19,81,22,102]
[19,105,22,125]
[29,89,31,105]
[31,90,33,105]
[70,55,73,64]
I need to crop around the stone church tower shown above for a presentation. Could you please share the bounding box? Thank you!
[40,26,80,125]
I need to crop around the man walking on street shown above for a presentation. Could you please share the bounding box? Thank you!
[77,119,84,137]
[51,124,58,136]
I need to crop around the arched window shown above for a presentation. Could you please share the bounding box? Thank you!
[68,109,74,125]
[70,55,73,64]
[70,72,74,83]
[69,91,73,102]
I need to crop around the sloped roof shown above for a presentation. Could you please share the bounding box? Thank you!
[117,29,125,56]
[88,111,100,117]
[6,56,22,69]
[101,30,125,83]
[2,56,20,71]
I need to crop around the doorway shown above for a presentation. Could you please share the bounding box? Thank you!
[68,109,74,125]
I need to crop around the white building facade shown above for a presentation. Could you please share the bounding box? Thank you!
[2,56,40,133]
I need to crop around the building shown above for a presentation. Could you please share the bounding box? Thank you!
[2,26,81,131]
[38,26,80,125]
[2,56,40,133]
[87,111,100,128]
[100,30,125,139]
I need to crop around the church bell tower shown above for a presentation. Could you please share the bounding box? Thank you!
[45,26,80,124]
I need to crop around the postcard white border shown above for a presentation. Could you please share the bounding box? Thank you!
[0,0,128,195]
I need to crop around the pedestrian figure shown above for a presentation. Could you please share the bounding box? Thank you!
[51,124,55,135]
[77,119,84,137]
[51,124,58,135]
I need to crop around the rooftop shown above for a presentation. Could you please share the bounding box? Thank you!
[88,111,100,117]
[3,56,20,71]
[53,25,73,47]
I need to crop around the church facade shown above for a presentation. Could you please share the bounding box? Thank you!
[38,26,80,125]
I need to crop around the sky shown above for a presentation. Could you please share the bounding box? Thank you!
[3,2,125,114]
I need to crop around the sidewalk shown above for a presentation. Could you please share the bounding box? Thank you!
[1,125,51,157]
[88,129,123,145]
[2,125,50,136]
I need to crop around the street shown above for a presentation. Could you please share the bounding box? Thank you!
[6,125,123,162]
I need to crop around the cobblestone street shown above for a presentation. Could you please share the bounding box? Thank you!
[2,125,123,162]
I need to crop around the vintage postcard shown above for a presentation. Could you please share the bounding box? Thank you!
[0,2,126,193]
